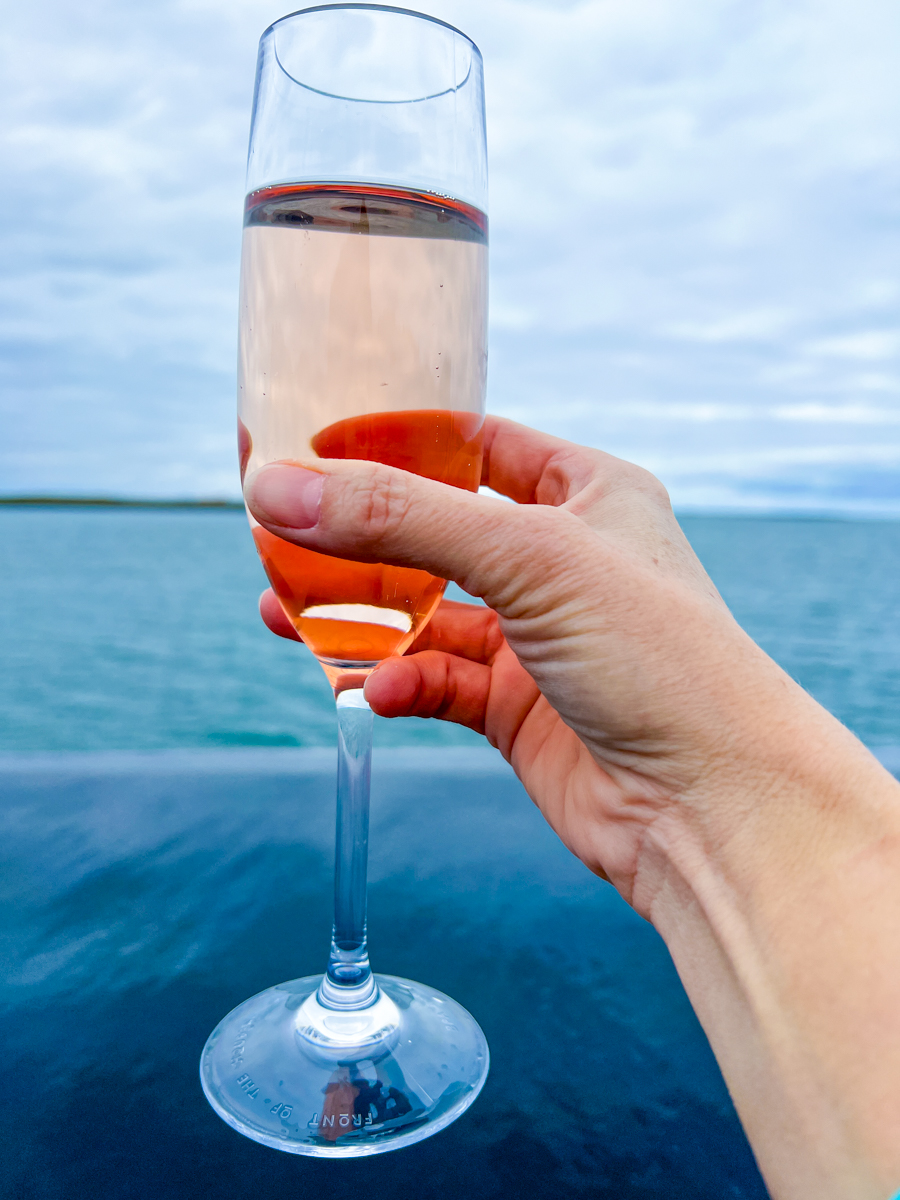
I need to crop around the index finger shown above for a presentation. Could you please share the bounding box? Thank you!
[480,415,606,506]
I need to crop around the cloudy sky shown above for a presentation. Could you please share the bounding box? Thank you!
[2,0,899,510]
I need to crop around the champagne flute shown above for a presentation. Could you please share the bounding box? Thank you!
[200,4,490,1155]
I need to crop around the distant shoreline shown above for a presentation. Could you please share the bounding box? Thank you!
[1,496,898,522]
[0,497,244,510]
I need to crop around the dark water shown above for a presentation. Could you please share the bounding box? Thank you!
[2,507,899,1198]
[0,749,767,1200]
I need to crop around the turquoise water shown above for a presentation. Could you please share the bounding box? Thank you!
[0,507,479,751]
[0,507,898,751]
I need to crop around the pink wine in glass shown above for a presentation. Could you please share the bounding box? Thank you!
[238,184,487,685]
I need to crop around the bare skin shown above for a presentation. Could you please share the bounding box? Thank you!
[246,416,900,1200]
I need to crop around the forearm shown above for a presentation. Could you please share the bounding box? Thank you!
[645,710,900,1200]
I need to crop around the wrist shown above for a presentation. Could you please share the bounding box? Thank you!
[638,700,900,1199]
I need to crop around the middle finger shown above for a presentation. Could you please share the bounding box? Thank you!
[405,598,504,664]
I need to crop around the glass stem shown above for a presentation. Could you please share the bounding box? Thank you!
[318,687,377,1010]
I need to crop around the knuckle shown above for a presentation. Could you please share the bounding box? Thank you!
[537,448,596,504]
[354,465,413,545]
[615,462,671,508]
[480,608,503,656]
[637,468,672,509]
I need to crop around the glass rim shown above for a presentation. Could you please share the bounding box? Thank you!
[263,3,483,63]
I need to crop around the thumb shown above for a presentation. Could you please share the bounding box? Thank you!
[243,458,589,617]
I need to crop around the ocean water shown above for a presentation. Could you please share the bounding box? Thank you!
[1,506,898,1199]
[0,506,898,752]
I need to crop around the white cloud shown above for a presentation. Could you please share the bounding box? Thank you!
[663,309,797,345]
[803,332,900,362]
[1,0,899,508]
[773,403,900,424]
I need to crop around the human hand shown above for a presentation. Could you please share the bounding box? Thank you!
[247,416,900,1198]
[245,416,826,912]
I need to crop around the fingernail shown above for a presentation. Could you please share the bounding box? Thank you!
[245,464,324,530]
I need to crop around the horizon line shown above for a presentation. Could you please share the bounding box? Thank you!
[1,495,899,523]
[0,496,245,510]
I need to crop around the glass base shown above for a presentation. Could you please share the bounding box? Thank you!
[200,974,489,1156]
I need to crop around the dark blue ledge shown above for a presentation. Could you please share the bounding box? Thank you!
[12,745,894,1197]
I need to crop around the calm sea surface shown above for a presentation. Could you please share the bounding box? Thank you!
[0,507,898,752]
